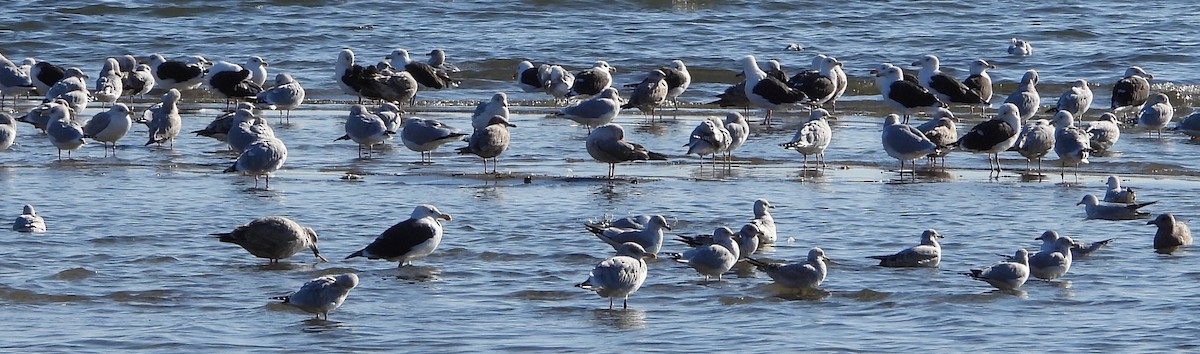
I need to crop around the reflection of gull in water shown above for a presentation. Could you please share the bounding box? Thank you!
[591,308,646,329]
[271,273,358,320]
[964,248,1029,290]
[746,247,830,290]
[866,229,943,267]
[576,242,650,309]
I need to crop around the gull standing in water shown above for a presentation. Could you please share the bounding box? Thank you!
[335,105,393,158]
[45,103,85,159]
[661,59,691,109]
[346,204,452,267]
[471,92,510,130]
[1014,119,1054,174]
[962,59,995,112]
[781,108,832,170]
[1112,66,1152,118]
[225,108,275,152]
[1049,79,1093,119]
[144,89,182,148]
[740,55,808,125]
[0,112,15,151]
[746,247,830,290]
[272,273,358,320]
[684,117,731,167]
[964,249,1029,291]
[82,103,132,157]
[586,214,671,256]
[456,115,514,174]
[1028,235,1076,280]
[0,53,36,107]
[122,64,155,106]
[92,58,123,108]
[957,103,1022,174]
[585,123,668,179]
[255,73,305,124]
[723,112,750,161]
[917,108,958,167]
[212,216,327,263]
[224,136,287,189]
[1086,112,1121,152]
[881,114,938,180]
[866,229,943,267]
[569,61,615,98]
[555,87,620,132]
[1148,213,1192,254]
[576,242,650,310]
[1003,69,1040,122]
[621,69,668,119]
[1051,111,1092,181]
[13,204,46,233]
[1137,93,1173,138]
[402,117,466,163]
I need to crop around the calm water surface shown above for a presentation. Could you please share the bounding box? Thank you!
[2,1,1200,352]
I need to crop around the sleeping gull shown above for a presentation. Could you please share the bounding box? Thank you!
[1002,69,1040,121]
[746,247,830,289]
[1014,119,1054,174]
[684,117,731,166]
[576,242,650,310]
[912,54,988,107]
[751,199,777,244]
[1028,235,1075,280]
[13,204,46,233]
[881,113,938,179]
[661,60,691,108]
[1048,79,1093,119]
[144,89,183,148]
[1077,194,1155,220]
[471,92,510,130]
[456,115,514,174]
[0,112,15,151]
[16,100,62,132]
[224,136,287,189]
[212,216,327,263]
[402,117,466,163]
[122,64,155,105]
[962,59,996,109]
[875,65,943,123]
[255,73,305,124]
[225,108,275,152]
[1137,93,1172,138]
[723,112,750,161]
[346,204,452,267]
[621,69,667,118]
[0,53,36,107]
[665,228,738,282]
[585,123,668,179]
[92,58,123,108]
[570,61,615,97]
[1085,112,1121,152]
[780,108,833,169]
[1103,175,1136,203]
[965,249,1029,290]
[1111,66,1153,118]
[1148,213,1192,253]
[335,105,393,158]
[147,53,207,91]
[82,103,133,157]
[916,108,958,167]
[425,49,460,73]
[1008,38,1033,56]
[866,229,943,267]
[555,87,620,132]
[740,55,807,125]
[585,214,670,256]
[45,103,85,159]
[956,103,1022,173]
[1050,111,1092,180]
[271,273,358,320]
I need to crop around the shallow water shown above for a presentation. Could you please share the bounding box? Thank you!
[3,1,1200,352]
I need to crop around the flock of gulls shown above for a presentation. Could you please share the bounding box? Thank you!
[1,38,1198,317]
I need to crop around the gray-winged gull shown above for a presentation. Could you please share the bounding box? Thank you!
[723,112,750,160]
[1050,111,1092,180]
[1077,194,1155,220]
[1003,69,1040,121]
[585,214,670,256]
[661,60,691,108]
[346,204,452,267]
[1086,113,1121,152]
[256,73,305,124]
[751,199,777,245]
[376,102,402,134]
[576,242,650,309]
[335,105,393,158]
[1049,79,1092,119]
[685,117,731,166]
[212,216,327,263]
[225,107,275,152]
[585,123,668,178]
[82,103,133,157]
[1029,235,1075,280]
[1014,119,1054,173]
[1104,175,1136,204]
[1008,38,1033,56]
[13,204,46,233]
[245,56,268,87]
[471,92,510,130]
[746,247,830,289]
[224,136,287,189]
[556,87,621,132]
[964,248,1029,290]
[0,112,16,151]
[916,108,958,167]
[882,114,937,178]
[781,108,833,169]
[665,227,738,282]
[122,64,155,105]
[426,49,461,73]
[543,65,574,102]
[867,229,943,267]
[93,58,123,107]
[144,89,182,148]
[44,68,91,113]
[272,273,358,320]
[1137,93,1173,138]
[456,115,513,173]
[621,69,667,118]
[0,53,37,106]
[401,117,466,163]
[1178,109,1200,138]
[45,104,85,159]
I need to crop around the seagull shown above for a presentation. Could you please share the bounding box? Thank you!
[675,227,742,261]
[1112,66,1153,117]
[147,53,207,91]
[751,199,777,245]
[0,112,15,151]
[962,59,996,109]
[916,108,958,167]
[867,229,943,267]
[122,64,155,105]
[1137,93,1173,138]
[1008,38,1033,56]
[334,49,366,99]
[746,247,830,290]
[244,56,268,87]
[576,242,650,310]
[912,54,988,107]
[224,136,288,189]
[1148,213,1192,253]
[876,65,944,123]
[1178,108,1200,138]
[1103,175,1136,204]
[684,117,731,166]
[12,204,46,233]
[93,58,123,108]
[513,61,546,93]
[44,68,91,113]
[30,60,66,95]
[956,103,1022,173]
[585,214,670,256]
[1048,79,1093,119]
[387,48,457,90]
[787,55,840,107]
[1013,119,1055,174]
[1003,69,1041,121]
[542,65,574,102]
[555,87,620,132]
[1077,194,1156,220]
[144,89,183,148]
[207,60,263,109]
[881,114,938,179]
[1085,112,1121,152]
[457,115,513,174]
[376,102,402,134]
[781,108,833,169]
[585,123,668,179]
[346,204,452,267]
[964,249,1029,290]
[335,105,393,158]
[740,55,807,125]
[665,228,738,283]
[471,92,510,130]
[271,273,358,320]
[1028,235,1076,280]
[255,73,305,124]
[661,60,691,108]
[211,216,327,263]
[827,55,849,110]
[16,100,62,132]
[1050,111,1092,180]
[1002,230,1114,259]
[570,61,615,97]
[0,53,36,107]
[401,117,466,163]
[44,103,85,159]
[82,103,132,157]
[621,69,668,118]
[225,107,275,152]
[425,49,461,73]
